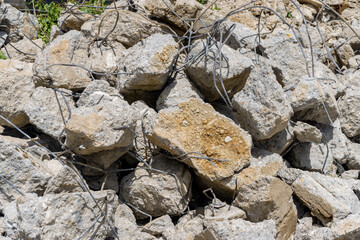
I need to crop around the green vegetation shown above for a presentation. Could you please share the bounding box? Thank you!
[213,5,221,11]
[196,0,207,4]
[287,11,293,19]
[27,0,109,44]
[28,0,62,43]
[0,51,6,60]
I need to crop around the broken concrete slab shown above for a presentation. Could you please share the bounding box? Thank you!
[81,10,163,48]
[117,33,178,92]
[24,87,76,139]
[0,137,52,211]
[338,86,360,138]
[287,141,334,173]
[156,71,203,111]
[292,172,360,225]
[294,121,323,143]
[147,98,252,182]
[232,64,293,140]
[254,123,295,155]
[144,0,202,30]
[3,190,119,239]
[196,218,277,240]
[185,40,253,102]
[33,30,92,90]
[1,38,44,63]
[65,93,137,155]
[234,177,297,240]
[120,155,192,219]
[0,59,34,127]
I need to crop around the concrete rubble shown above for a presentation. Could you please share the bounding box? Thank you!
[0,0,359,239]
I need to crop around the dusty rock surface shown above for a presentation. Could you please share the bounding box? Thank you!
[0,59,34,127]
[148,98,252,183]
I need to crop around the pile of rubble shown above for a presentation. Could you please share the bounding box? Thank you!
[0,0,359,239]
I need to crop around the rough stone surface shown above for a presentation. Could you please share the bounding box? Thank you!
[24,87,76,139]
[1,38,44,63]
[144,0,202,30]
[292,172,360,225]
[58,7,93,31]
[286,78,326,112]
[88,41,125,76]
[77,80,122,107]
[3,190,119,239]
[295,85,340,125]
[234,177,297,240]
[148,98,252,182]
[196,219,277,240]
[142,215,175,237]
[261,32,343,96]
[175,211,204,239]
[341,170,360,179]
[33,30,92,90]
[185,40,253,101]
[130,100,158,161]
[254,123,295,155]
[331,214,360,240]
[0,59,34,127]
[338,85,360,138]
[120,155,192,219]
[65,93,137,155]
[156,71,203,111]
[219,19,258,51]
[0,3,39,42]
[277,165,306,185]
[117,33,178,92]
[288,142,334,173]
[232,64,293,140]
[81,10,162,48]
[294,121,323,143]
[204,200,246,222]
[0,137,51,211]
[215,149,284,196]
[45,165,86,194]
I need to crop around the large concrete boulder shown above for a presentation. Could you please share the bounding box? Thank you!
[156,71,203,111]
[147,98,252,183]
[234,177,298,240]
[0,137,52,211]
[117,33,178,92]
[1,38,44,63]
[3,190,119,239]
[232,64,293,140]
[196,218,277,240]
[292,172,360,225]
[0,3,39,42]
[24,87,76,139]
[65,93,137,155]
[185,40,253,101]
[0,59,34,127]
[81,10,162,48]
[287,142,334,173]
[144,0,203,30]
[33,30,92,90]
[338,85,360,138]
[254,123,295,155]
[120,155,192,219]
[213,149,284,197]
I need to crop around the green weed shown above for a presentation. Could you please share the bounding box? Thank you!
[0,51,6,60]
[28,0,62,43]
[27,0,109,44]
